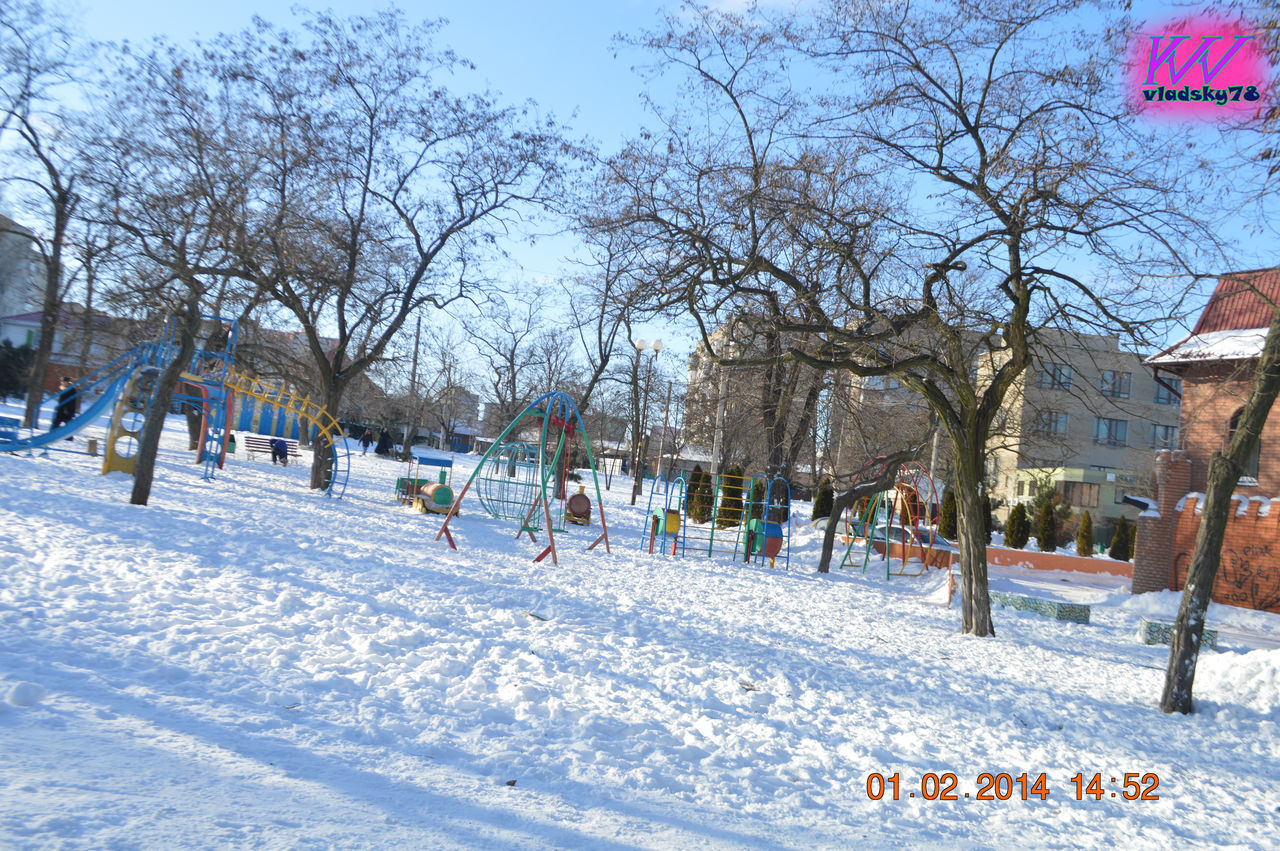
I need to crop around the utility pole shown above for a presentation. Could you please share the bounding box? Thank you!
[655,380,672,480]
[710,367,729,481]
[631,346,658,504]
[403,315,421,455]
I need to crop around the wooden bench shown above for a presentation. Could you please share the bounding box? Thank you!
[240,434,301,464]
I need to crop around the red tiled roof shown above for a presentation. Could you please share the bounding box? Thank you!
[1192,268,1280,334]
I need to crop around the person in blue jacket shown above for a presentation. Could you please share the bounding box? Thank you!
[269,437,289,466]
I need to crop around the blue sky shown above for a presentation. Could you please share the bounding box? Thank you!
[62,1,1268,354]
[69,0,701,353]
[72,0,668,151]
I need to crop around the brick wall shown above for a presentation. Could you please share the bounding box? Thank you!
[1168,494,1280,614]
[1179,362,1280,493]
[1133,450,1191,594]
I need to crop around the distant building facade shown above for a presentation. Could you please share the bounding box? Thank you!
[0,215,42,322]
[985,330,1180,541]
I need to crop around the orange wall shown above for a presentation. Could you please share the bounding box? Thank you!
[1169,494,1280,614]
[867,540,1133,578]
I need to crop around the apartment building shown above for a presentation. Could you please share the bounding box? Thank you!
[987,330,1181,535]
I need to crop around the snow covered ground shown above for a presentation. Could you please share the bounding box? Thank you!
[3,401,1279,848]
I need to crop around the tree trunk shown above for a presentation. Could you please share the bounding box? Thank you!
[817,488,857,574]
[22,299,57,429]
[309,386,344,491]
[817,452,913,573]
[131,303,201,506]
[1160,453,1237,713]
[1161,311,1280,713]
[22,246,65,428]
[184,399,203,451]
[952,433,994,636]
[21,180,70,429]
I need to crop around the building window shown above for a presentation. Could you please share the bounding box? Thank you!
[1030,411,1068,437]
[1154,377,1182,405]
[1036,363,1072,390]
[1059,481,1100,508]
[1097,370,1131,399]
[1150,424,1179,449]
[1093,417,1128,446]
[1228,408,1261,483]
[1016,479,1026,497]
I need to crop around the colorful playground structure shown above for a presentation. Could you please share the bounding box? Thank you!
[434,391,610,564]
[640,470,793,569]
[838,462,945,576]
[396,454,455,514]
[1,316,351,497]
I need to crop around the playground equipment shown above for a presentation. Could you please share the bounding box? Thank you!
[565,485,592,526]
[1,316,350,498]
[220,369,351,497]
[646,474,686,555]
[398,454,455,514]
[839,461,944,577]
[0,337,170,456]
[640,470,792,568]
[434,391,610,564]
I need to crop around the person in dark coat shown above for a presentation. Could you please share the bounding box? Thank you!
[360,429,374,456]
[374,427,393,456]
[269,437,288,466]
[51,377,78,436]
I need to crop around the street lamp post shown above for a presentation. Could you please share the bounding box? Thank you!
[630,338,662,505]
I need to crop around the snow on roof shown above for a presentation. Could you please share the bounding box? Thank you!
[1147,327,1269,365]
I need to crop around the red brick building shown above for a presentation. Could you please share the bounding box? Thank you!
[1135,269,1280,613]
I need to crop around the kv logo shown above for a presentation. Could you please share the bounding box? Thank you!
[1144,34,1257,86]
[1132,17,1267,114]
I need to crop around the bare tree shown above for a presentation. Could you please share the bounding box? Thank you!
[468,299,543,432]
[87,34,260,504]
[597,1,1210,637]
[102,11,571,490]
[0,0,86,428]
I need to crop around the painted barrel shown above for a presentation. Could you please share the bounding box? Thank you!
[762,522,783,559]
[653,508,680,536]
[566,492,592,524]
[414,482,455,513]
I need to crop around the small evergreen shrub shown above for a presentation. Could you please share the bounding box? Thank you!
[812,477,834,521]
[939,489,958,540]
[718,465,745,527]
[1076,511,1094,557]
[1109,516,1131,561]
[1005,503,1030,549]
[1035,500,1056,552]
[749,477,767,521]
[687,466,712,523]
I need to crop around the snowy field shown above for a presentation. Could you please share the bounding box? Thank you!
[3,401,1280,849]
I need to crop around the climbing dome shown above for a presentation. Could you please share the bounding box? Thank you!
[474,441,541,521]
[435,392,611,564]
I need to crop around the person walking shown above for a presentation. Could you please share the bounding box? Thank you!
[50,377,78,438]
[360,428,374,456]
[375,427,393,456]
